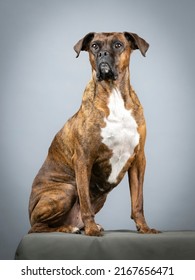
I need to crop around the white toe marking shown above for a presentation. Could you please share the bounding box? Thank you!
[101,88,139,184]
[72,227,80,233]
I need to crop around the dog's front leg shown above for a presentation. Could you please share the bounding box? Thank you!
[128,150,159,234]
[74,153,102,236]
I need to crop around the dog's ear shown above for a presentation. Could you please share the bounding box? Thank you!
[124,32,149,57]
[74,32,95,58]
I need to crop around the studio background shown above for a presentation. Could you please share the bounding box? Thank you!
[0,0,195,259]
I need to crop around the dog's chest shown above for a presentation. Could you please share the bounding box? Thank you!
[101,88,140,184]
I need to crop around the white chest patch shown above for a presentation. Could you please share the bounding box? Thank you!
[101,88,140,184]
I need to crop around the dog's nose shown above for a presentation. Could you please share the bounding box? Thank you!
[98,50,109,58]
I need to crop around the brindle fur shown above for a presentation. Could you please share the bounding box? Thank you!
[29,32,159,236]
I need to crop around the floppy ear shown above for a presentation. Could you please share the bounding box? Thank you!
[74,32,95,58]
[124,32,149,57]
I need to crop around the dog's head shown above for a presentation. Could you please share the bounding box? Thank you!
[74,32,149,81]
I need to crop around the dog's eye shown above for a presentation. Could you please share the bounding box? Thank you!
[91,43,99,50]
[114,42,123,49]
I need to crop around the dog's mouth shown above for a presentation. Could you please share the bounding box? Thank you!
[97,62,117,81]
[100,62,111,73]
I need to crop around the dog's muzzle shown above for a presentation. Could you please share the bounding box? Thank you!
[96,51,118,81]
[97,62,117,81]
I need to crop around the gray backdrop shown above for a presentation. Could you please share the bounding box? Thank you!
[0,0,195,259]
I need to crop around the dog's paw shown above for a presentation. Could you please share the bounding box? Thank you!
[149,228,161,234]
[97,224,104,232]
[137,226,161,234]
[57,225,81,234]
[72,227,81,234]
[85,223,103,237]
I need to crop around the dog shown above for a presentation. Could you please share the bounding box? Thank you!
[28,32,159,236]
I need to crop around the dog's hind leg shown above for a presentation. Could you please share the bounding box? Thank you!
[28,222,81,234]
[29,184,80,234]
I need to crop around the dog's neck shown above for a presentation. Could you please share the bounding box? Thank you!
[91,68,133,110]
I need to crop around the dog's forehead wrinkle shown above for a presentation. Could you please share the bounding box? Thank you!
[93,32,123,41]
[92,33,126,52]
